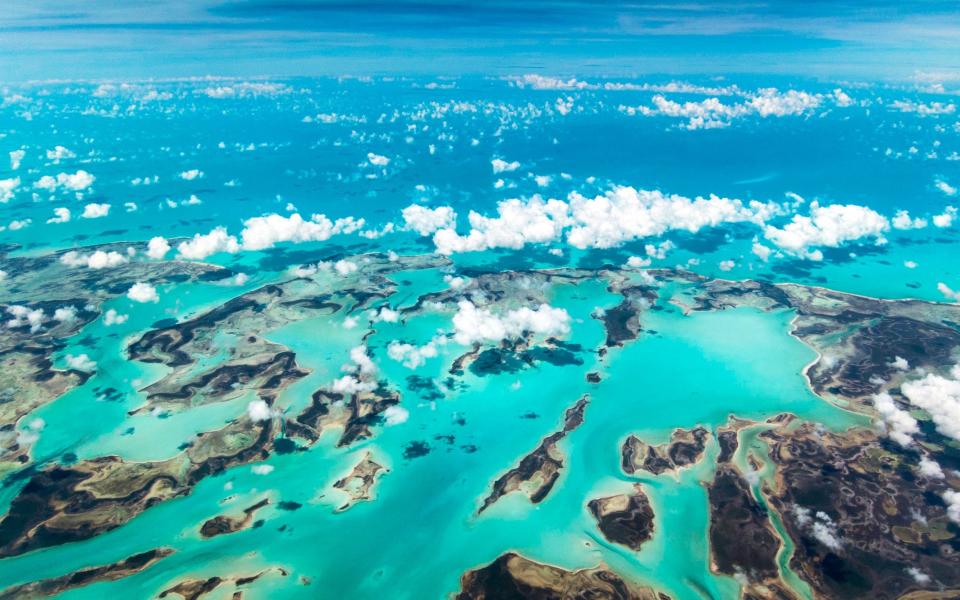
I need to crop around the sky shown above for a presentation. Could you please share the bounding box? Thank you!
[1,1,960,82]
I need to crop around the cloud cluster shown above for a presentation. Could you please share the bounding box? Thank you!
[872,391,919,446]
[621,88,826,129]
[402,205,457,236]
[387,336,444,369]
[240,213,363,252]
[177,227,240,260]
[900,365,960,441]
[61,249,128,269]
[35,170,95,192]
[762,201,889,260]
[127,282,159,303]
[452,300,570,346]
[431,187,781,255]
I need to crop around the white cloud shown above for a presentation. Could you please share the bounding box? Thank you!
[0,177,19,203]
[367,152,390,167]
[918,456,945,479]
[147,236,171,260]
[60,250,128,269]
[453,300,570,346]
[387,337,444,368]
[933,206,957,228]
[891,210,927,230]
[936,180,957,197]
[103,309,128,326]
[177,227,240,260]
[904,260,918,269]
[752,242,773,261]
[718,260,736,272]
[35,170,95,192]
[53,306,77,323]
[383,405,409,426]
[239,213,363,251]
[127,282,159,303]
[873,391,919,446]
[890,356,910,371]
[6,305,44,332]
[889,100,956,115]
[179,169,204,180]
[792,506,842,550]
[46,146,75,162]
[763,201,889,260]
[401,204,457,236]
[81,203,111,219]
[901,365,960,441]
[622,88,822,129]
[333,259,358,276]
[945,489,960,523]
[251,464,274,475]
[906,567,931,585]
[432,187,781,255]
[511,74,589,90]
[9,150,24,170]
[65,353,96,372]
[46,207,71,224]
[492,158,521,173]
[247,399,272,421]
[938,282,960,302]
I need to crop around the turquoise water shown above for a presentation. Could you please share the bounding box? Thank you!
[0,75,947,597]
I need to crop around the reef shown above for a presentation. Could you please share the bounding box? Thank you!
[456,552,667,600]
[587,484,655,551]
[621,426,711,476]
[707,464,792,599]
[691,278,960,410]
[0,418,282,557]
[0,547,173,599]
[478,395,589,513]
[332,452,387,511]
[199,497,270,538]
[758,419,960,599]
[158,566,288,600]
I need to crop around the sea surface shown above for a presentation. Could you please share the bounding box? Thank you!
[0,75,956,598]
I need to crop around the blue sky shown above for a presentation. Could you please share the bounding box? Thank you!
[2,1,960,81]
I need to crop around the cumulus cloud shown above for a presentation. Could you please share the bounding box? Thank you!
[6,305,45,332]
[367,152,390,167]
[387,337,444,369]
[46,146,75,162]
[401,204,457,236]
[382,405,409,425]
[945,489,960,523]
[60,250,128,269]
[247,399,272,421]
[872,391,919,446]
[127,282,159,303]
[0,177,19,203]
[900,365,960,441]
[103,309,128,326]
[147,236,170,260]
[889,100,956,115]
[331,345,378,395]
[177,227,240,260]
[621,88,823,129]
[936,180,957,197]
[46,207,71,224]
[9,150,24,170]
[933,206,957,228]
[511,74,590,90]
[763,201,889,260]
[452,300,570,346]
[938,282,960,302]
[792,506,842,550]
[333,259,358,276]
[81,203,110,219]
[432,187,782,255]
[918,456,945,479]
[239,213,363,251]
[35,170,95,192]
[891,210,927,230]
[492,158,521,173]
[65,353,96,372]
[179,169,204,180]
